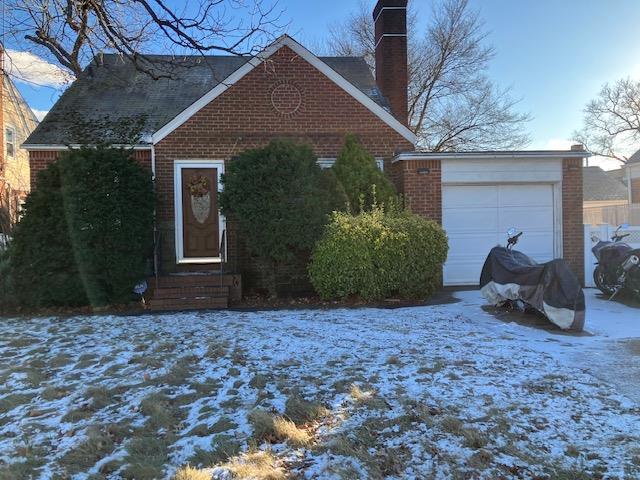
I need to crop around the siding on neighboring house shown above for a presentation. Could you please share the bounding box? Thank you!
[1,64,38,227]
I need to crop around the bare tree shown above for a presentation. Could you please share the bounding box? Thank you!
[3,0,285,80]
[574,78,640,163]
[327,0,530,151]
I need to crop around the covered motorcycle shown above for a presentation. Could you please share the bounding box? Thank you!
[480,246,585,331]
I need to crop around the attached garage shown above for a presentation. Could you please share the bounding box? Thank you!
[443,183,556,285]
[392,150,587,286]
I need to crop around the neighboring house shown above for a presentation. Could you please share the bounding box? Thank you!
[23,0,587,307]
[626,150,640,204]
[1,46,38,234]
[582,166,629,225]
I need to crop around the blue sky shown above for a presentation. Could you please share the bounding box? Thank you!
[9,0,640,166]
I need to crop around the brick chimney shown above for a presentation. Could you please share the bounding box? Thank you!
[373,0,408,125]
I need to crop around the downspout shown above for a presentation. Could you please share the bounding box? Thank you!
[151,144,159,288]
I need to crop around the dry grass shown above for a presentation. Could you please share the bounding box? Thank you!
[249,373,269,389]
[349,385,388,410]
[440,416,464,435]
[462,427,488,449]
[468,449,494,469]
[0,393,35,413]
[223,451,285,480]
[386,355,402,366]
[173,465,212,480]
[273,417,312,446]
[248,410,312,447]
[59,426,114,474]
[284,396,328,425]
[187,434,241,467]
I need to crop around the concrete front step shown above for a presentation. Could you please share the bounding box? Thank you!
[153,285,229,299]
[148,273,240,311]
[149,295,228,311]
[150,273,241,303]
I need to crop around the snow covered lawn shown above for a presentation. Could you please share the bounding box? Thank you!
[1,289,639,479]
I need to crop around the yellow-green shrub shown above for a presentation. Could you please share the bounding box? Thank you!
[309,206,448,300]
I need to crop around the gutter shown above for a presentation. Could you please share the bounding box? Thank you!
[22,144,152,151]
[392,150,591,163]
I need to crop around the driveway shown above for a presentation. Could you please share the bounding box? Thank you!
[0,289,638,479]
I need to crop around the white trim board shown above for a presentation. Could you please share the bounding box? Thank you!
[151,35,416,145]
[173,159,226,265]
[375,34,408,49]
[373,6,407,24]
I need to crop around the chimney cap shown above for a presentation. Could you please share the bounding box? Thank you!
[570,143,585,151]
[373,0,408,20]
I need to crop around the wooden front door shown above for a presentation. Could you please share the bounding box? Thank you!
[181,167,219,259]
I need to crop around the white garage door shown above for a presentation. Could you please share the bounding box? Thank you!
[442,184,556,286]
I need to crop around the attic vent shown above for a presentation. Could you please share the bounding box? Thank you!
[270,81,302,116]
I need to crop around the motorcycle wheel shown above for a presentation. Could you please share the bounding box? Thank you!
[593,266,616,296]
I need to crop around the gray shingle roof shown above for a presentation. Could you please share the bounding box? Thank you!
[628,149,640,164]
[24,53,389,146]
[583,166,628,201]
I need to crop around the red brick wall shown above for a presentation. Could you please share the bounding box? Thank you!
[155,45,414,288]
[28,150,60,189]
[29,149,152,190]
[562,158,584,284]
[391,159,442,223]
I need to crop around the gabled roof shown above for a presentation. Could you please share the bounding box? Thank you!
[583,166,628,201]
[24,36,416,147]
[629,149,640,164]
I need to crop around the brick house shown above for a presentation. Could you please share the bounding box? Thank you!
[1,46,39,236]
[626,150,640,204]
[23,0,587,308]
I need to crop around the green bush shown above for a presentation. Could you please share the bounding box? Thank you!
[333,134,397,212]
[309,206,448,300]
[219,140,347,263]
[7,147,154,307]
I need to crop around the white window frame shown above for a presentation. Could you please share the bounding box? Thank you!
[173,159,226,264]
[317,157,384,171]
[5,125,16,158]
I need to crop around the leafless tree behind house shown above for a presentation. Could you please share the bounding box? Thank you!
[327,0,531,151]
[574,78,640,164]
[3,0,286,80]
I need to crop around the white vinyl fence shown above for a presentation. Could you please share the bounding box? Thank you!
[584,223,640,287]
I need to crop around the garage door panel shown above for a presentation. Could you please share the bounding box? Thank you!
[443,184,556,286]
[443,185,498,208]
[515,233,555,262]
[444,260,486,286]
[498,184,553,206]
[447,232,499,256]
[498,206,554,233]
[444,208,498,233]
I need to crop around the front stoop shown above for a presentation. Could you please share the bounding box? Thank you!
[148,273,241,311]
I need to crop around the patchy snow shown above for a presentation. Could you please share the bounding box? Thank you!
[0,288,639,479]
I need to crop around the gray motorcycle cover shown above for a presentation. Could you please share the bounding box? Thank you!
[480,247,585,331]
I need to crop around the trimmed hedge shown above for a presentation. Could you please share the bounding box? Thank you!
[219,140,347,263]
[333,134,397,212]
[309,207,448,300]
[7,147,154,307]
